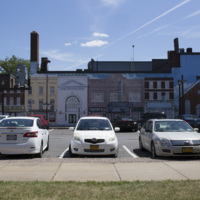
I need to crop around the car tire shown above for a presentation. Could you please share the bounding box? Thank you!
[139,137,145,151]
[151,142,157,159]
[46,136,49,151]
[69,144,76,158]
[36,142,43,158]
[112,148,119,158]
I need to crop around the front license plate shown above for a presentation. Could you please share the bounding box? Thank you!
[7,135,17,140]
[182,147,193,153]
[90,145,99,150]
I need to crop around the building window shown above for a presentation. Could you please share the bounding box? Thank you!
[28,99,32,110]
[28,87,32,95]
[170,81,174,89]
[145,82,149,89]
[170,92,174,100]
[129,92,141,102]
[39,99,43,110]
[17,97,21,105]
[161,92,165,101]
[153,82,157,89]
[10,97,14,105]
[157,81,161,89]
[165,81,169,89]
[4,97,7,106]
[161,82,165,89]
[50,86,55,95]
[153,92,157,100]
[66,96,79,109]
[110,93,118,102]
[50,99,54,110]
[91,93,104,103]
[149,92,154,100]
[39,86,43,95]
[149,81,153,89]
[158,92,161,100]
[145,93,149,100]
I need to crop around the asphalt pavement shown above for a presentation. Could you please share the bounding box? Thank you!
[0,157,200,181]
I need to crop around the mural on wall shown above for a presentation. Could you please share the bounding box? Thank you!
[88,73,174,119]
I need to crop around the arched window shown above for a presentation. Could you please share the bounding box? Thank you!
[66,96,79,110]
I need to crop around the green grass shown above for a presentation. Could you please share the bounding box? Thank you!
[0,180,200,200]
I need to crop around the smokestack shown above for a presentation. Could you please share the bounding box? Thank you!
[30,31,39,74]
[174,38,179,53]
[41,57,51,72]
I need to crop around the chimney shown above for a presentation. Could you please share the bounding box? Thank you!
[41,57,51,72]
[30,31,39,75]
[174,38,179,53]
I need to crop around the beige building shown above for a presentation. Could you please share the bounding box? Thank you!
[25,74,58,124]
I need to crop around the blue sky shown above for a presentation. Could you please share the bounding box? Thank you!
[0,0,200,71]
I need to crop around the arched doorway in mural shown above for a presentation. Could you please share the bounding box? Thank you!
[65,96,80,124]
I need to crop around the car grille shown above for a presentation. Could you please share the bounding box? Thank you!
[84,139,105,144]
[171,140,200,146]
[84,149,105,152]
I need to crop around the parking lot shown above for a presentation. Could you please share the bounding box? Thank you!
[42,129,140,159]
[1,128,200,161]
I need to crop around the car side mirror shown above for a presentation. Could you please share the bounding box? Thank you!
[114,127,120,132]
[69,127,75,131]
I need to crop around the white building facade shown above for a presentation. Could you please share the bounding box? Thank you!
[57,74,88,126]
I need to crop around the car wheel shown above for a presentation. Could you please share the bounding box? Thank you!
[112,148,119,158]
[45,136,49,151]
[69,144,76,158]
[139,137,144,151]
[36,142,43,158]
[151,142,157,159]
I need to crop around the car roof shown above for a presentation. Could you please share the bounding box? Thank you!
[80,116,109,120]
[1,116,36,120]
[151,119,183,122]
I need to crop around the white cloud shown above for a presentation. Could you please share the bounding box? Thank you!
[93,32,109,38]
[64,43,71,46]
[81,40,108,47]
[101,0,125,7]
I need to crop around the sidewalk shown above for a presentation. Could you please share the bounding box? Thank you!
[0,158,200,182]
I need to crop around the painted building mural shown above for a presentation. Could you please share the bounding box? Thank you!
[29,32,200,126]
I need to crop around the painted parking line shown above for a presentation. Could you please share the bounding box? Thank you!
[123,145,139,158]
[59,148,69,158]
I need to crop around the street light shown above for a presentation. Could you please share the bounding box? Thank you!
[1,80,5,115]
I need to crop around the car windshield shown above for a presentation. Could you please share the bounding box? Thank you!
[77,119,112,131]
[154,121,194,132]
[0,119,34,127]
[0,116,5,120]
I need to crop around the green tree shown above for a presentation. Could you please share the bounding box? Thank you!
[0,55,30,76]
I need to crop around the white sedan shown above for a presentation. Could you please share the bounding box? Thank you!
[69,116,119,157]
[139,119,200,158]
[0,117,49,158]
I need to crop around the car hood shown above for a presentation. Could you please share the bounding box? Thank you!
[156,131,200,140]
[74,130,115,140]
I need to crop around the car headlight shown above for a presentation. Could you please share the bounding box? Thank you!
[109,133,116,141]
[74,133,80,141]
[160,138,170,147]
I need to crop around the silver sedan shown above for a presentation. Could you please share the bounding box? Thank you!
[139,119,200,158]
